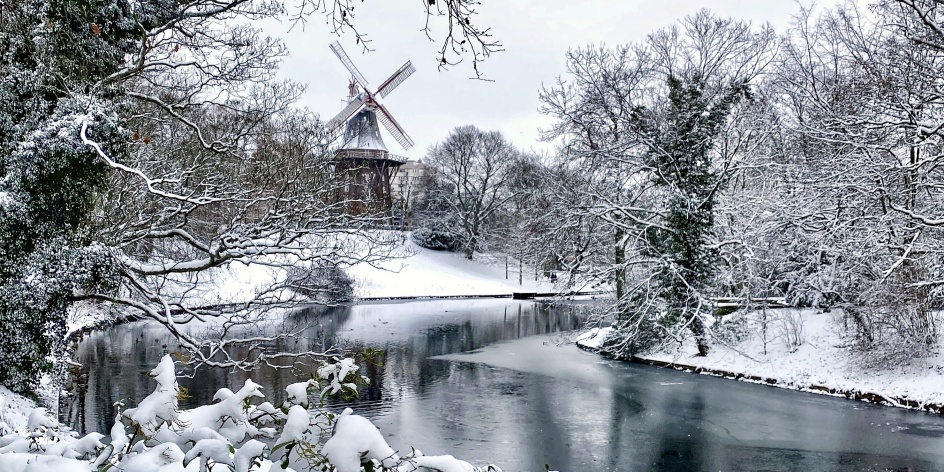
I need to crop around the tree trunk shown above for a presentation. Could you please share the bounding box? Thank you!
[614,228,627,318]
[464,235,475,260]
[691,315,710,356]
[519,253,523,286]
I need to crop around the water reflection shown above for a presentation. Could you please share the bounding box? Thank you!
[66,299,944,471]
[434,335,944,471]
[66,299,587,435]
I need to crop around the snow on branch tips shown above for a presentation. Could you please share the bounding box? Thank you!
[0,356,503,472]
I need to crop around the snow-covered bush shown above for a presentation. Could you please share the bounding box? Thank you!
[0,238,119,394]
[0,356,502,472]
[286,262,355,304]
[775,309,805,353]
[599,296,666,358]
[844,302,940,368]
[410,223,464,252]
[712,313,753,346]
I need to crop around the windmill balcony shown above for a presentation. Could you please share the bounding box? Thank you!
[336,148,408,164]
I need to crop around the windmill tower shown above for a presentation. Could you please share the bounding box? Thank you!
[326,41,416,216]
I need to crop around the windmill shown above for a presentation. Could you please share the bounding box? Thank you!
[326,41,416,215]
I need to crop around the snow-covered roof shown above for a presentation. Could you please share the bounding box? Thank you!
[340,109,388,152]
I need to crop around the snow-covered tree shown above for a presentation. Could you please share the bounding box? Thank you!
[541,10,775,356]
[0,0,507,388]
[423,126,519,260]
[754,1,944,358]
[0,0,134,392]
[632,74,751,356]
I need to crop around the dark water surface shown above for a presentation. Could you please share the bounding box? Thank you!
[67,299,944,471]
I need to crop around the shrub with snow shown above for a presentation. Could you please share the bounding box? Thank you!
[713,312,753,346]
[286,262,355,304]
[0,356,502,472]
[410,222,464,252]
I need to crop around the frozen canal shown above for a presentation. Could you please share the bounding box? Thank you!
[68,299,944,471]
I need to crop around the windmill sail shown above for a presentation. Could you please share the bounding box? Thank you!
[328,41,414,152]
[329,41,370,89]
[376,102,414,150]
[326,95,366,133]
[376,61,416,98]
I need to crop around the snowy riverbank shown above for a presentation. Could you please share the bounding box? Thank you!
[576,309,944,413]
[347,240,558,298]
[0,386,37,434]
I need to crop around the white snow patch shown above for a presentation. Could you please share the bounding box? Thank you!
[275,405,310,447]
[0,386,37,435]
[347,240,557,298]
[404,454,477,472]
[574,327,613,350]
[321,408,399,472]
[578,309,944,408]
[0,453,94,472]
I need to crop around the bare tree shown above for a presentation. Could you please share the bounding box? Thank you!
[424,125,518,259]
[488,153,554,285]
[540,43,659,315]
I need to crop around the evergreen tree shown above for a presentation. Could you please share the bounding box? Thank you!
[0,0,129,392]
[634,75,748,356]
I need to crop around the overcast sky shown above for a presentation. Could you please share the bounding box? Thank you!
[270,1,834,160]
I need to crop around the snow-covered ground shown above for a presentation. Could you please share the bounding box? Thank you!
[0,385,37,435]
[347,240,557,298]
[66,236,567,335]
[171,235,561,302]
[577,309,944,410]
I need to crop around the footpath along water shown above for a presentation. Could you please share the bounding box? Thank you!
[68,299,944,471]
